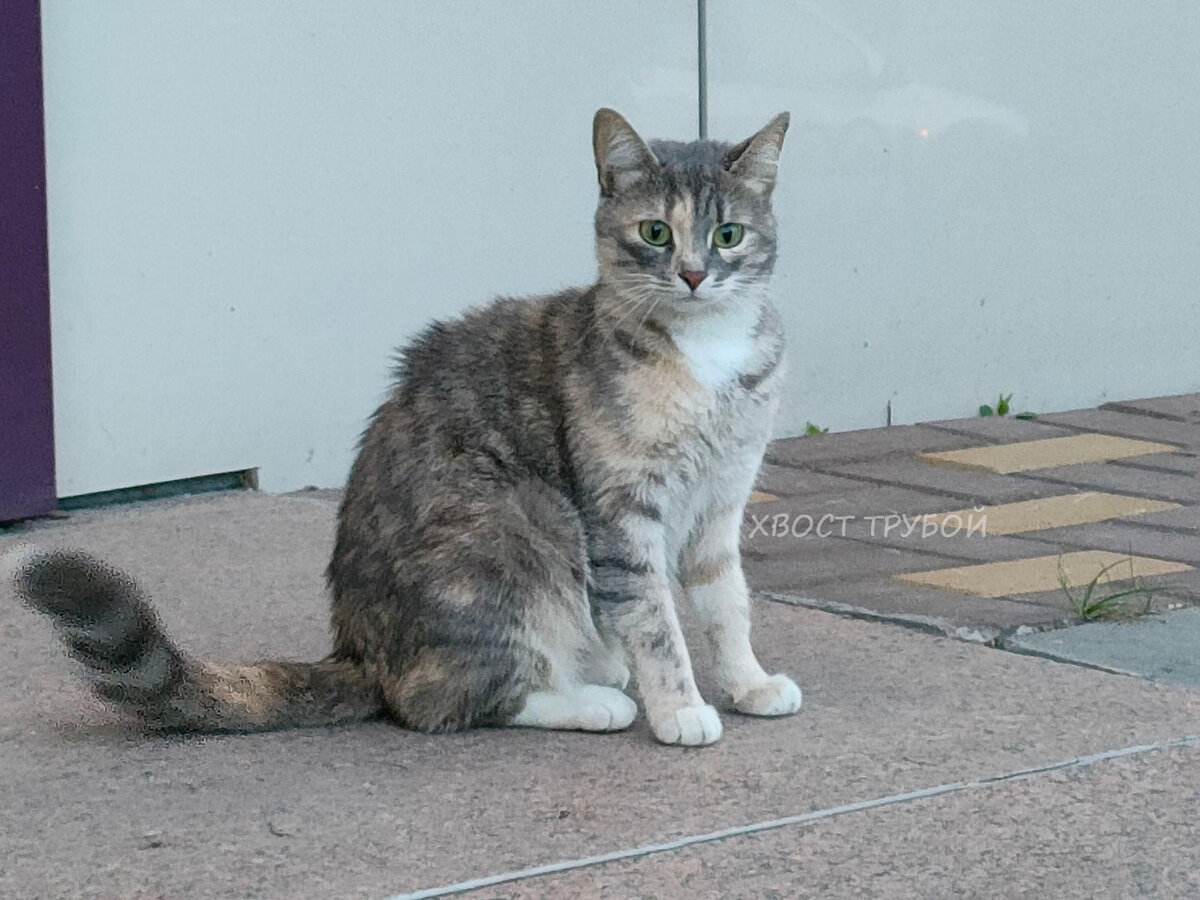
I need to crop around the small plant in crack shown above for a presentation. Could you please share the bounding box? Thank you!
[804,421,829,436]
[978,393,1036,419]
[1057,556,1167,622]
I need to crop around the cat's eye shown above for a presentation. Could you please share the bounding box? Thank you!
[638,220,672,247]
[712,223,745,249]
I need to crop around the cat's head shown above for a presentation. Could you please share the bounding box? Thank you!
[592,109,789,313]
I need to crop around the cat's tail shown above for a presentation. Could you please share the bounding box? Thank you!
[2,545,384,732]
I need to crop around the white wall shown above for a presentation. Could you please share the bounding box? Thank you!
[708,1,1200,436]
[42,1,696,494]
[42,2,1200,496]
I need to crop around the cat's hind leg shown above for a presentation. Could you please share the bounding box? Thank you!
[364,478,636,734]
[509,683,636,732]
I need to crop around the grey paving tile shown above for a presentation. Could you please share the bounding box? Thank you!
[743,489,966,558]
[918,415,1076,443]
[1038,408,1199,451]
[1016,461,1200,504]
[1137,506,1200,533]
[840,525,1065,563]
[1020,520,1200,566]
[817,454,1077,505]
[751,465,864,498]
[1006,607,1200,685]
[766,425,979,468]
[477,746,1200,900]
[7,488,1200,899]
[1111,451,1200,476]
[742,540,950,590]
[1102,392,1200,424]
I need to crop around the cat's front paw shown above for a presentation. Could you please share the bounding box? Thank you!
[733,674,802,717]
[651,703,722,746]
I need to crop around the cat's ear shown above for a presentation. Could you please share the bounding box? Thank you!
[723,112,790,196]
[593,108,659,197]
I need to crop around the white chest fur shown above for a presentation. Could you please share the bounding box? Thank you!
[671,304,760,391]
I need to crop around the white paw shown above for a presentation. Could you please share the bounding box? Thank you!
[575,685,638,731]
[651,703,722,746]
[734,673,802,717]
[0,543,40,596]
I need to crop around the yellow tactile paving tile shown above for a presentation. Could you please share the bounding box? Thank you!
[895,550,1193,598]
[921,433,1180,474]
[922,492,1179,536]
[748,491,779,504]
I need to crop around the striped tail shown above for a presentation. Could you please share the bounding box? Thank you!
[2,546,383,732]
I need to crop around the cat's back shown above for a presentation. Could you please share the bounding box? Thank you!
[341,288,587,508]
[395,288,583,395]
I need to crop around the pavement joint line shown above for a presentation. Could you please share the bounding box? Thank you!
[796,465,986,503]
[757,591,985,642]
[1109,455,1199,476]
[993,636,1152,678]
[1010,472,1190,506]
[1100,400,1195,424]
[917,421,1049,445]
[1108,520,1200,538]
[806,532,1001,565]
[382,735,1199,900]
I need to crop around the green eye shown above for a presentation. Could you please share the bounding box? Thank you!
[713,222,745,249]
[638,220,672,247]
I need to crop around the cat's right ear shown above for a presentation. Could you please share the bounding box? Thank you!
[593,108,659,197]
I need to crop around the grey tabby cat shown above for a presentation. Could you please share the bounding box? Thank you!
[4,109,799,747]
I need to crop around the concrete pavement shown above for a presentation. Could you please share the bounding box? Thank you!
[1,393,1198,898]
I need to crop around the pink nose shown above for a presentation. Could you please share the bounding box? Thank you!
[679,270,707,291]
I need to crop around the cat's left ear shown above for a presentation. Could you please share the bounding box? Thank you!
[593,108,659,197]
[723,112,790,196]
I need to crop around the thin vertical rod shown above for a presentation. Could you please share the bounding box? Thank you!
[697,0,708,139]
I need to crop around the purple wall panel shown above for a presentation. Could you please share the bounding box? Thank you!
[0,0,56,521]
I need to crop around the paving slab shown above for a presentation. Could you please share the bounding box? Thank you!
[766,426,978,468]
[1136,505,1200,533]
[1,470,1199,897]
[839,526,1063,563]
[1006,607,1200,685]
[895,550,1193,599]
[468,744,1200,900]
[746,484,963,519]
[1038,408,1198,451]
[752,465,866,498]
[917,415,1076,442]
[1017,461,1200,504]
[742,488,965,560]
[1021,520,1200,566]
[1102,392,1200,423]
[1112,451,1200,476]
[742,539,943,590]
[813,454,1074,505]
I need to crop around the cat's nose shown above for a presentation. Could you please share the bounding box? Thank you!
[679,270,707,291]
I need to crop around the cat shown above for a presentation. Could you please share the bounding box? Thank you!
[3,108,800,747]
